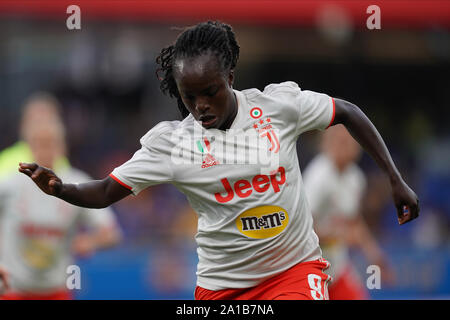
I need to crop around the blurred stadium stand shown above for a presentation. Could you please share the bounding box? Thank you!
[0,1,448,299]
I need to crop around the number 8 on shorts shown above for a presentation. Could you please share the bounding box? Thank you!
[308,274,326,300]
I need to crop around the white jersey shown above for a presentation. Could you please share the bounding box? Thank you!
[303,154,366,279]
[111,81,335,290]
[0,167,117,293]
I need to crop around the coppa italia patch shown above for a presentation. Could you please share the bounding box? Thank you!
[197,137,219,169]
[236,205,289,239]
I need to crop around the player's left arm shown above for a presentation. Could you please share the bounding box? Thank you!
[332,98,419,225]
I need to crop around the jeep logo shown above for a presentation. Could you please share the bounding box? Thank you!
[214,166,286,204]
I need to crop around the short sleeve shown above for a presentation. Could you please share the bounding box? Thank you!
[110,123,174,195]
[296,90,335,136]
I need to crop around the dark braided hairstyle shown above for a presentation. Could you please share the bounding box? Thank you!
[156,21,240,118]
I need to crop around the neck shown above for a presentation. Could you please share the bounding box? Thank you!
[219,91,238,131]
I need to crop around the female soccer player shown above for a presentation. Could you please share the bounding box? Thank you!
[17,21,419,300]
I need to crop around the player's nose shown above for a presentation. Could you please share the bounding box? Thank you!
[195,100,211,114]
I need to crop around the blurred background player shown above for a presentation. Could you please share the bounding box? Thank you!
[303,124,395,300]
[0,93,122,300]
[0,92,70,179]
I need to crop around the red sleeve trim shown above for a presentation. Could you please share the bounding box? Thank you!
[326,97,336,129]
[109,173,132,190]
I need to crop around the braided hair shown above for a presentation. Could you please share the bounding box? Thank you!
[156,21,240,118]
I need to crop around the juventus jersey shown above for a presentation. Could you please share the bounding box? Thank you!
[111,81,335,290]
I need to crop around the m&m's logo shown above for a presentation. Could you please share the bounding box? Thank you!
[236,205,289,239]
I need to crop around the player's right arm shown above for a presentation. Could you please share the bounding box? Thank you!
[18,162,132,208]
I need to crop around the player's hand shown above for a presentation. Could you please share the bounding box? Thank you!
[0,264,10,295]
[391,177,419,225]
[18,162,63,197]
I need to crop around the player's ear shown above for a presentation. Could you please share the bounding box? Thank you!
[228,69,234,87]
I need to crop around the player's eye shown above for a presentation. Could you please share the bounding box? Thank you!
[206,88,218,97]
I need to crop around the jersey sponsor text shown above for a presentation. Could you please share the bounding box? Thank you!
[214,166,286,203]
